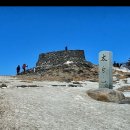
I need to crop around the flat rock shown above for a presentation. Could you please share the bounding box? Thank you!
[117,86,130,92]
[119,97,130,104]
[17,85,38,88]
[0,84,7,88]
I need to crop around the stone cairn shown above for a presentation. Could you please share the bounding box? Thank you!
[36,50,86,69]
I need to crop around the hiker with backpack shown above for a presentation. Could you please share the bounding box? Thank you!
[22,64,28,73]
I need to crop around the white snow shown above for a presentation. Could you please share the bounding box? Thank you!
[123,92,130,97]
[0,76,130,130]
[112,67,130,97]
[64,61,73,64]
[113,66,130,72]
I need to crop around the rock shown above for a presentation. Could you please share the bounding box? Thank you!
[72,81,80,84]
[89,79,98,82]
[63,78,73,83]
[113,76,119,81]
[0,84,7,88]
[125,74,130,78]
[119,97,130,104]
[117,86,130,92]
[52,85,66,87]
[68,84,78,87]
[52,85,59,86]
[87,88,125,103]
[122,79,127,84]
[17,85,28,88]
[17,85,38,88]
[68,84,82,87]
[28,85,38,87]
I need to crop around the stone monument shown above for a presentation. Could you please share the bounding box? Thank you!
[99,51,113,89]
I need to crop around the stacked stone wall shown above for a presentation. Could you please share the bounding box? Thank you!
[36,50,86,67]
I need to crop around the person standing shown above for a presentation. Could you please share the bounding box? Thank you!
[22,64,28,73]
[16,65,20,75]
[65,46,68,51]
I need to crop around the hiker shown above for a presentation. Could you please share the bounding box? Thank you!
[16,65,20,75]
[65,46,68,51]
[22,64,28,73]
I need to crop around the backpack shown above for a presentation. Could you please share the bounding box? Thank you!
[22,64,26,69]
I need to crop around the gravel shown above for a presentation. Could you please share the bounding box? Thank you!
[0,76,130,130]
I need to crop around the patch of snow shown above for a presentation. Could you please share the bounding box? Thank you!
[126,78,130,84]
[123,92,130,97]
[113,67,130,72]
[64,61,73,64]
[113,79,130,90]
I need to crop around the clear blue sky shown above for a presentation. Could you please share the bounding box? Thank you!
[0,6,130,75]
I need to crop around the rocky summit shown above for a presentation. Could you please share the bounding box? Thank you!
[19,61,98,82]
[19,50,98,82]
[37,62,98,81]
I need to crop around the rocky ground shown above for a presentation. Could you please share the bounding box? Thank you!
[19,61,130,83]
[19,61,98,82]
[1,64,130,130]
[0,72,130,130]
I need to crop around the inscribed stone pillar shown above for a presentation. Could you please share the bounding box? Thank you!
[99,51,113,89]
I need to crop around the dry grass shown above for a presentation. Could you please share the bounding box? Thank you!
[119,75,127,79]
[87,92,109,102]
[96,94,109,102]
[16,67,129,83]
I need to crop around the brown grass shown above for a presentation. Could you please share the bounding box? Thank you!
[97,94,109,102]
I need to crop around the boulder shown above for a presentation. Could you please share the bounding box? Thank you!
[0,84,7,88]
[87,88,125,103]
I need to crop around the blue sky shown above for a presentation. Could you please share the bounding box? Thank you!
[0,6,130,75]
